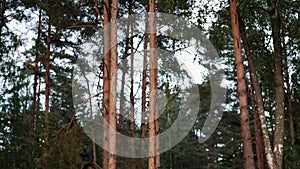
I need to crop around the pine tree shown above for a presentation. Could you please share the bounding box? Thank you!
[148,0,160,168]
[229,0,255,168]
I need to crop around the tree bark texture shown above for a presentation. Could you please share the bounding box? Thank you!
[148,0,160,168]
[240,20,264,169]
[102,0,111,168]
[229,1,255,168]
[268,1,285,168]
[108,0,118,168]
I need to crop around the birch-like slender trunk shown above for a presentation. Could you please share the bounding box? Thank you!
[268,1,285,168]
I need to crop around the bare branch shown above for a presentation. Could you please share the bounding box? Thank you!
[66,25,101,30]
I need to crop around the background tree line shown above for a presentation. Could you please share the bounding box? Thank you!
[0,0,299,169]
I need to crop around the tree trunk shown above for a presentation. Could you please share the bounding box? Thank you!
[102,0,111,168]
[30,9,42,159]
[148,0,160,168]
[229,1,255,168]
[129,0,135,165]
[250,88,265,169]
[268,1,285,168]
[141,4,148,162]
[240,20,264,169]
[44,21,51,156]
[32,9,41,132]
[108,0,118,168]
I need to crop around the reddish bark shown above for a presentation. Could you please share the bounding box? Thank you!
[108,0,118,168]
[229,0,255,168]
[240,20,264,169]
[102,0,111,168]
[148,0,160,168]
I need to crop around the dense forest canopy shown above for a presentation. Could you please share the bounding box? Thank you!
[0,0,299,169]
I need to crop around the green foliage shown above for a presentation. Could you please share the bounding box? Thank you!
[157,78,243,169]
[209,0,300,168]
[36,123,86,169]
[1,0,300,168]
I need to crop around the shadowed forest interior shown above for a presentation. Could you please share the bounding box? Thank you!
[0,0,300,169]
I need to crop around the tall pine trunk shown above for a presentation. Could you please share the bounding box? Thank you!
[148,0,160,168]
[239,15,277,169]
[44,21,51,157]
[240,20,264,169]
[108,0,118,168]
[229,1,255,168]
[102,0,111,168]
